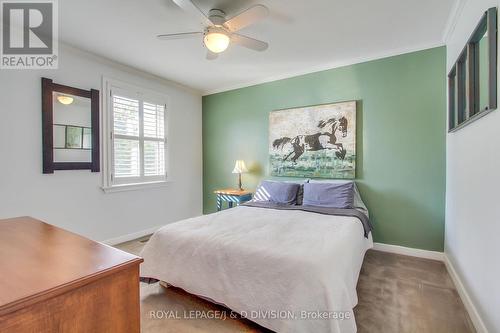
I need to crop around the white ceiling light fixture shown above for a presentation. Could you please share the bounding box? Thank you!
[157,1,269,60]
[57,95,74,105]
[203,27,230,53]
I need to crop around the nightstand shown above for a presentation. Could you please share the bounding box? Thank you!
[214,189,253,211]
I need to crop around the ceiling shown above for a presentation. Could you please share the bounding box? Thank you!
[59,0,456,94]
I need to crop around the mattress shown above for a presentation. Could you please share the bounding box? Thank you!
[140,205,373,333]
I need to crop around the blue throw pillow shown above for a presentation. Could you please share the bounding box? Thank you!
[303,182,355,208]
[254,180,300,205]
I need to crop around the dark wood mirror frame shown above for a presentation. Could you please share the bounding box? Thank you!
[42,78,100,173]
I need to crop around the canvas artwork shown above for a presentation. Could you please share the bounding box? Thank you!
[82,128,92,149]
[66,126,83,149]
[269,101,356,179]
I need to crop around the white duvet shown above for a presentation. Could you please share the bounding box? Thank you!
[140,206,373,333]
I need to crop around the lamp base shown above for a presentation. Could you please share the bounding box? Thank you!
[238,173,243,191]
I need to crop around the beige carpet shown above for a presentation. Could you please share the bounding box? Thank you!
[116,238,475,333]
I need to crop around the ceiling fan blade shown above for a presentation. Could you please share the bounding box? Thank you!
[224,5,269,32]
[206,51,218,60]
[171,0,213,27]
[231,34,268,51]
[157,32,202,40]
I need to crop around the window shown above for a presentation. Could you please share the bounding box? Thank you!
[448,7,497,132]
[103,79,168,191]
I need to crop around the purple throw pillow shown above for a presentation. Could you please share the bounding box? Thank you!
[302,182,355,208]
[254,180,300,205]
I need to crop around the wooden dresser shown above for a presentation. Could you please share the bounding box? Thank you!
[0,217,143,333]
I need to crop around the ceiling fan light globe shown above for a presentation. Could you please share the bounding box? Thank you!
[57,95,74,105]
[204,32,230,53]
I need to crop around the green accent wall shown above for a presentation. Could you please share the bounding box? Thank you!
[202,47,446,251]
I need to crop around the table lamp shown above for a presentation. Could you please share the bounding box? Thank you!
[232,160,248,191]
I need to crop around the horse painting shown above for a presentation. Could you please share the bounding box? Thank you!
[272,116,348,163]
[269,101,356,179]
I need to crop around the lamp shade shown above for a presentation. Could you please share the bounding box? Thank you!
[232,160,248,174]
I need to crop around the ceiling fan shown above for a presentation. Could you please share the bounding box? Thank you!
[158,0,270,59]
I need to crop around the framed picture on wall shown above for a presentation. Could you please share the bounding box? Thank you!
[66,126,83,149]
[269,100,356,179]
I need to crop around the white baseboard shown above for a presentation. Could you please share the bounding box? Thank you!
[102,225,162,245]
[373,242,444,261]
[444,255,488,333]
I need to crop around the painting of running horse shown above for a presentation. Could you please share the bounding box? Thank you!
[269,101,356,179]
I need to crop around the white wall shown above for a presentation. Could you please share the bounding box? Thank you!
[0,44,203,242]
[445,0,500,332]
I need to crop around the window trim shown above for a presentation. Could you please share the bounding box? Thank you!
[101,77,171,193]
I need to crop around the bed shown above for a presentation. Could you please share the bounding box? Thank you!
[140,192,373,333]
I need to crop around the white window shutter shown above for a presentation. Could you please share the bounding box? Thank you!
[143,102,166,177]
[110,90,167,185]
[143,102,165,139]
[112,95,141,179]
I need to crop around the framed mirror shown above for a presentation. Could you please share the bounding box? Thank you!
[42,78,100,173]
